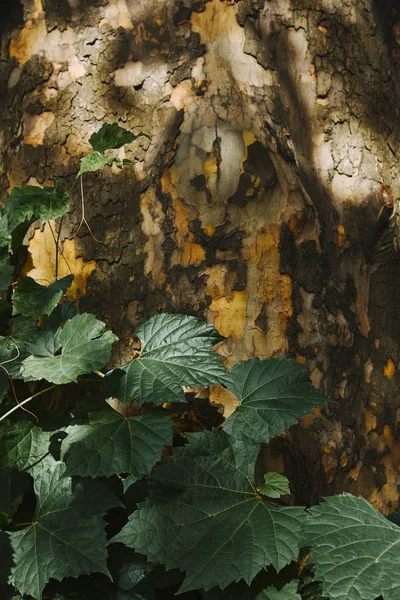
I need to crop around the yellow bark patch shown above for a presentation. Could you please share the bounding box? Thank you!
[204,224,216,237]
[208,291,247,340]
[23,222,96,301]
[209,385,238,418]
[353,268,370,337]
[9,18,47,67]
[337,225,345,247]
[24,112,55,147]
[140,188,166,288]
[161,168,205,268]
[364,410,377,433]
[384,358,396,379]
[204,155,218,175]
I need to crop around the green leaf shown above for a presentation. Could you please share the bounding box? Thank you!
[78,151,118,177]
[302,493,400,600]
[61,403,172,479]
[0,262,14,291]
[0,420,55,477]
[0,468,31,526]
[256,582,300,600]
[0,531,15,599]
[4,181,69,232]
[89,123,149,153]
[109,313,231,405]
[12,275,73,319]
[106,562,155,600]
[110,429,305,593]
[258,472,290,499]
[0,213,11,249]
[223,358,331,443]
[21,312,118,384]
[9,462,121,600]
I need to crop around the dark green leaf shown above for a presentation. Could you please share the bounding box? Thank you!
[4,182,69,232]
[0,468,31,526]
[223,358,331,443]
[0,213,11,249]
[9,462,121,600]
[388,510,400,526]
[0,420,55,477]
[258,473,290,499]
[109,313,231,405]
[0,262,14,292]
[106,562,155,600]
[302,493,400,600]
[256,582,300,600]
[110,429,305,593]
[0,531,15,599]
[21,312,118,384]
[61,403,172,479]
[12,275,73,319]
[89,123,149,153]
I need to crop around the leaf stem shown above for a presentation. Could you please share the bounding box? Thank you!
[0,385,58,422]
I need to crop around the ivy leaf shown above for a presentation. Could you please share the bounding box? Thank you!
[257,582,300,600]
[0,468,31,526]
[4,181,69,233]
[108,313,231,405]
[12,275,73,319]
[9,462,121,600]
[0,420,55,477]
[21,312,118,384]
[110,429,305,593]
[258,473,290,499]
[223,358,331,443]
[302,493,400,600]
[89,123,150,153]
[61,403,173,479]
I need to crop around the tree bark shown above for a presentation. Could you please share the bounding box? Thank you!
[2,0,400,513]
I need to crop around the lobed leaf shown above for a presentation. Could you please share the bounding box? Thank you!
[302,493,400,600]
[9,462,121,599]
[223,358,331,443]
[108,313,231,405]
[12,275,73,319]
[4,181,69,232]
[21,312,118,384]
[256,582,301,599]
[61,403,173,479]
[0,420,55,477]
[110,429,305,593]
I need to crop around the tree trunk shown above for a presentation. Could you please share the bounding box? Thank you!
[2,0,400,513]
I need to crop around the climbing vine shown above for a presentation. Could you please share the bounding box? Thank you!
[0,124,399,600]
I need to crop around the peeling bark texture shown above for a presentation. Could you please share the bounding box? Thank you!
[2,0,400,512]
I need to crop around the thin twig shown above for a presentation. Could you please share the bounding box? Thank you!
[0,384,58,423]
[71,176,104,244]
[0,341,38,421]
[48,219,73,279]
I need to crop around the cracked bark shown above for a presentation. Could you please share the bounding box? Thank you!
[1,0,400,512]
